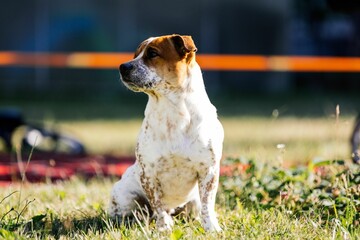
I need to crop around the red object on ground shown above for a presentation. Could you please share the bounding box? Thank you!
[0,153,135,186]
[0,153,250,187]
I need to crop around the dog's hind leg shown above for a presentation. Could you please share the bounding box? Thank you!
[109,164,148,221]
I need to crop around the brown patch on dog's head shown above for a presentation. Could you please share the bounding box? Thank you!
[143,34,197,90]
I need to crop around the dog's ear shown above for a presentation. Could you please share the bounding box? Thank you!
[171,34,197,59]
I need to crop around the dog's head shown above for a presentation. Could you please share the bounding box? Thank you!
[119,34,197,94]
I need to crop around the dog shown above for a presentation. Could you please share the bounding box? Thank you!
[109,34,224,232]
[351,114,360,164]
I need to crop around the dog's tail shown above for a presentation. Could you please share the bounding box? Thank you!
[351,114,360,164]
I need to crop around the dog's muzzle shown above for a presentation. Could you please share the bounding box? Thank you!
[119,61,158,92]
[119,62,133,83]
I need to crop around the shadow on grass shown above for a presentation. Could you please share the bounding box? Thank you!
[6,213,119,238]
[2,208,193,239]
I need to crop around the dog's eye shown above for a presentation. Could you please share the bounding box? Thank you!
[147,48,159,59]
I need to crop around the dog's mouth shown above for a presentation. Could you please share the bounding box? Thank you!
[118,68,139,92]
[120,76,142,92]
[120,73,159,93]
[123,81,156,93]
[119,74,132,84]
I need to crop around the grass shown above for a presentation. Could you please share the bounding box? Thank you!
[1,159,359,239]
[0,93,359,239]
[57,116,353,165]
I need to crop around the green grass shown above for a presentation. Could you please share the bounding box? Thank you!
[0,93,359,239]
[1,159,359,239]
[56,116,353,165]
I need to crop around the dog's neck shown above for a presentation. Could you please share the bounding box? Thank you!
[144,63,217,123]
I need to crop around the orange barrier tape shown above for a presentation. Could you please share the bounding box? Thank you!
[0,51,360,72]
[197,54,268,71]
[268,56,360,72]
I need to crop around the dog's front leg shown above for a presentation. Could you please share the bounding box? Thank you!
[198,165,221,232]
[152,190,173,231]
[139,168,173,231]
[155,208,173,231]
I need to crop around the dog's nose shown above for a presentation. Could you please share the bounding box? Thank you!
[119,62,133,75]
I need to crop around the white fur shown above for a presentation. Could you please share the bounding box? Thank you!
[109,36,223,232]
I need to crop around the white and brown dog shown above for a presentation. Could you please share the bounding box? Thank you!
[109,34,224,232]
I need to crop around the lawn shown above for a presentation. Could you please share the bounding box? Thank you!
[58,116,353,164]
[0,94,359,239]
[1,154,359,239]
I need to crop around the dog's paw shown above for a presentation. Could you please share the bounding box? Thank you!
[156,211,174,231]
[202,216,222,232]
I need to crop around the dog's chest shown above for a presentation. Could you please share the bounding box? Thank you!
[153,154,198,185]
[141,153,200,207]
[141,100,203,154]
[139,112,207,166]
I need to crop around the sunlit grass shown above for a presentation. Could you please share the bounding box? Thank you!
[1,159,359,239]
[60,116,354,165]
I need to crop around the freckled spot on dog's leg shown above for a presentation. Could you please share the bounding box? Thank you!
[112,197,118,207]
[205,176,216,193]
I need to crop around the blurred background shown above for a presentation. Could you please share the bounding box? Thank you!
[0,0,359,162]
